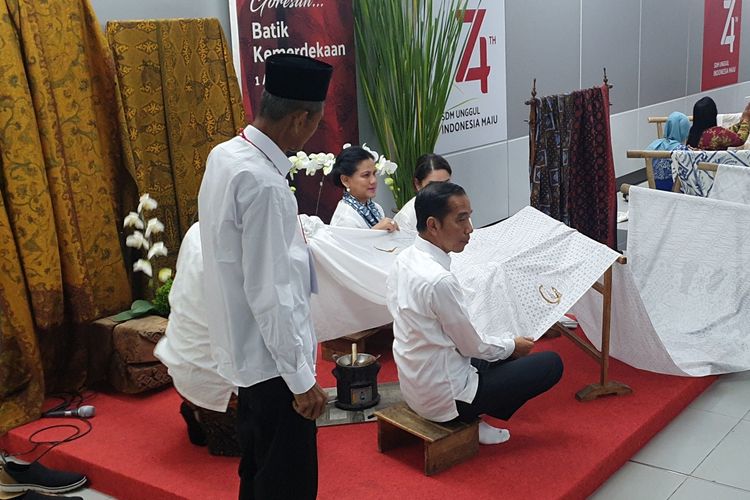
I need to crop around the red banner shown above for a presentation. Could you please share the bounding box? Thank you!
[231,1,358,221]
[702,0,742,91]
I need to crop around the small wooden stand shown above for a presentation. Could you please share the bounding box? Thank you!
[374,402,479,476]
[558,256,632,401]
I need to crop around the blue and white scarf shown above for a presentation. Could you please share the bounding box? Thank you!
[342,192,382,228]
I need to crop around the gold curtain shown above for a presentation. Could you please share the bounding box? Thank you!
[107,18,246,272]
[0,0,132,431]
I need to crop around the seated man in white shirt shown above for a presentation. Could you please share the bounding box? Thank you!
[153,222,240,456]
[386,182,563,445]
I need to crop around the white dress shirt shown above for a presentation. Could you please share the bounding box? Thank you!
[154,223,235,412]
[198,125,316,394]
[386,236,516,422]
[330,199,385,229]
[393,196,417,232]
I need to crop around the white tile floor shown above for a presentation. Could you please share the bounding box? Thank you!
[590,372,750,500]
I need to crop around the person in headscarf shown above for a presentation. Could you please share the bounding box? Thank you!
[646,112,690,191]
[687,96,750,150]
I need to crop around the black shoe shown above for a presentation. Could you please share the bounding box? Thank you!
[180,401,207,447]
[0,461,87,494]
[16,491,84,500]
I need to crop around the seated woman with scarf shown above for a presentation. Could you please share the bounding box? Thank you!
[688,97,750,150]
[645,111,690,191]
[330,145,399,232]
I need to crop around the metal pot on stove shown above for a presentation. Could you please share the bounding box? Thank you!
[331,353,381,411]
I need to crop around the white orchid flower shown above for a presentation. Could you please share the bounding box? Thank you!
[361,143,379,162]
[123,212,144,229]
[158,267,173,283]
[145,218,165,238]
[133,259,153,277]
[126,231,149,250]
[304,158,319,176]
[147,241,168,259]
[342,143,351,149]
[137,193,158,212]
[381,159,398,175]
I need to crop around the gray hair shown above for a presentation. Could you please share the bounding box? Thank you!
[258,89,323,121]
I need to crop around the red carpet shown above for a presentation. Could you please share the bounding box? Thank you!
[1,332,714,500]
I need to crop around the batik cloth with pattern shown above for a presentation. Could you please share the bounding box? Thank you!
[698,121,750,150]
[672,150,750,197]
[106,18,246,273]
[530,94,574,225]
[530,85,617,248]
[0,0,132,431]
[567,85,617,249]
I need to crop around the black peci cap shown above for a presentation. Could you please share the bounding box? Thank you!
[264,54,333,102]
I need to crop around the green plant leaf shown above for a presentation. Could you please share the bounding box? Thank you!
[354,0,470,208]
[131,299,156,314]
[110,310,137,322]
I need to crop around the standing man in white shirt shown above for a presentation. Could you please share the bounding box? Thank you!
[198,54,332,499]
[386,182,563,445]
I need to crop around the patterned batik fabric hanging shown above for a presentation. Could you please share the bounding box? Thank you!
[530,93,575,225]
[107,18,246,273]
[567,85,617,249]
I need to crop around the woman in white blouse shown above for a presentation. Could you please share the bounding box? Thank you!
[330,145,399,231]
[393,154,452,232]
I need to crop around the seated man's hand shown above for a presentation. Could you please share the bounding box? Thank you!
[293,382,328,420]
[511,336,535,358]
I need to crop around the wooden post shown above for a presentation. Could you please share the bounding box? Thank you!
[574,258,633,401]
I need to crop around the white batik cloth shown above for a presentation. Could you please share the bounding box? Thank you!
[708,163,750,205]
[303,207,620,343]
[451,207,620,342]
[301,215,415,341]
[572,186,750,376]
[672,150,750,197]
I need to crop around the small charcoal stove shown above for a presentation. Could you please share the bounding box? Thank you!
[332,352,381,410]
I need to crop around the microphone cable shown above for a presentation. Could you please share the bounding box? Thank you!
[1,390,96,465]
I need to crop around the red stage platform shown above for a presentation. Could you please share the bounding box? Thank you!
[1,334,714,499]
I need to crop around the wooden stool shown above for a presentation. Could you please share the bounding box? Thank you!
[374,402,479,475]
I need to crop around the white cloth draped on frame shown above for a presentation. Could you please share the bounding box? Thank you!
[708,163,750,205]
[571,187,750,376]
[302,207,620,343]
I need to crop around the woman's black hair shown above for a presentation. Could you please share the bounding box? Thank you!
[414,153,452,185]
[330,146,375,188]
[687,96,718,148]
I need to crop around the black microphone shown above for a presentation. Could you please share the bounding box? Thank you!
[43,405,96,418]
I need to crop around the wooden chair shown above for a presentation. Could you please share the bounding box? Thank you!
[621,161,718,196]
[625,150,672,189]
[647,115,693,139]
[374,402,479,475]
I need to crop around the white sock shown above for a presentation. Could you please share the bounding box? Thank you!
[478,420,510,445]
